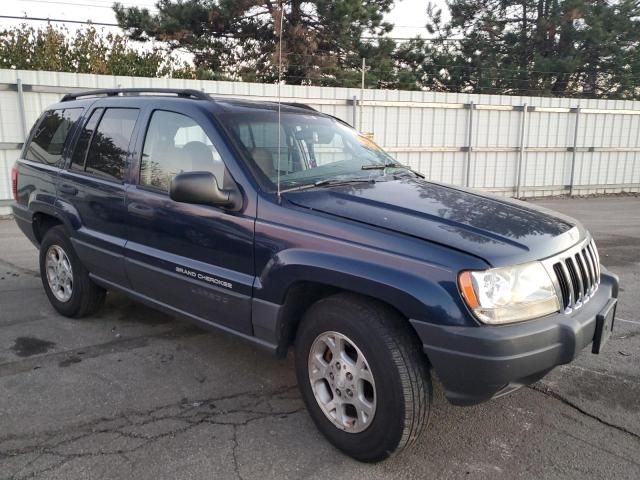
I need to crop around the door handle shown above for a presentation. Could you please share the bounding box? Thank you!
[59,184,78,196]
[129,203,149,212]
[128,202,154,218]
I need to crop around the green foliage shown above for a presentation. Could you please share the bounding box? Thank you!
[0,24,177,77]
[399,0,640,99]
[114,0,400,87]
[2,0,639,99]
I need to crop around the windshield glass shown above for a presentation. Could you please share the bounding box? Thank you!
[220,111,401,191]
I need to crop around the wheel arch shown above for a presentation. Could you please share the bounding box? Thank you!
[32,211,66,245]
[255,251,465,357]
[282,287,416,354]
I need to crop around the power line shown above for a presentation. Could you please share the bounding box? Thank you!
[0,14,453,42]
[1,14,636,51]
[228,64,640,83]
[80,0,156,4]
[362,36,461,42]
[15,0,426,27]
[0,15,120,27]
[19,0,113,9]
[0,16,635,80]
[16,0,158,11]
[16,0,156,7]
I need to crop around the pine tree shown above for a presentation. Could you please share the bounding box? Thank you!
[113,0,399,87]
[398,0,640,98]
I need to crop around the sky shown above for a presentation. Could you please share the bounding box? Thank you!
[1,0,449,40]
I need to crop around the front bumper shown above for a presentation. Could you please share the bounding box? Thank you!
[410,268,619,406]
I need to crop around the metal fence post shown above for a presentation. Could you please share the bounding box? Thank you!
[465,101,474,187]
[16,78,27,141]
[352,95,357,127]
[515,103,528,198]
[359,58,365,131]
[569,105,581,196]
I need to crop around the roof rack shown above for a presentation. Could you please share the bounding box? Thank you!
[61,88,210,102]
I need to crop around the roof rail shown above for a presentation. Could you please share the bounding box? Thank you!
[327,114,354,128]
[280,102,353,127]
[280,102,318,111]
[61,88,209,102]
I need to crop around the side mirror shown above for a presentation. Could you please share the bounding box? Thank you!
[170,171,241,211]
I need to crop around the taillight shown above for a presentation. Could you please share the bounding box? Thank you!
[11,165,18,202]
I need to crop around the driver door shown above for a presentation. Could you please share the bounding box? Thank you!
[125,108,254,335]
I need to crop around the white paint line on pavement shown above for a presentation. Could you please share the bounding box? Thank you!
[618,317,640,326]
[560,364,638,385]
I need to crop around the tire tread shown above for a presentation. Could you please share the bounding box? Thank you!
[40,225,106,318]
[296,292,431,461]
[330,293,431,454]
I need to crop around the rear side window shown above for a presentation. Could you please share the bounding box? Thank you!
[71,108,138,181]
[70,108,103,171]
[24,108,82,165]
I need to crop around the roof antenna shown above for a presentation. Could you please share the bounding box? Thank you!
[276,0,284,200]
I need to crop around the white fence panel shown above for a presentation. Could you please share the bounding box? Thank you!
[1,68,640,214]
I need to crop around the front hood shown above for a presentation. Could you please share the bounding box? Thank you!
[285,178,585,266]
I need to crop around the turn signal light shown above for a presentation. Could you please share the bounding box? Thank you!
[458,271,480,309]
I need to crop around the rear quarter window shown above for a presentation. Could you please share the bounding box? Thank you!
[24,108,82,165]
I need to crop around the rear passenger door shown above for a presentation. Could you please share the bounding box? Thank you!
[57,107,140,287]
[125,108,255,335]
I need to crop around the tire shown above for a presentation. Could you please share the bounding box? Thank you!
[294,292,432,462]
[39,225,106,318]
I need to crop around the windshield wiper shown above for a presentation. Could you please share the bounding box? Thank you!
[361,162,409,170]
[281,177,375,193]
[361,162,425,178]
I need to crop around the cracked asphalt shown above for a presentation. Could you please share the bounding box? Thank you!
[1,196,639,479]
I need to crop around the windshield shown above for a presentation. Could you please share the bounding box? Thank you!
[220,111,403,191]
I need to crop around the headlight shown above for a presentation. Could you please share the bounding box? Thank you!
[458,262,560,324]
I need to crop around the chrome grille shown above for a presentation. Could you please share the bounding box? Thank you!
[550,238,601,313]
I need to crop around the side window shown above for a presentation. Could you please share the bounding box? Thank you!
[83,108,139,181]
[232,121,295,178]
[24,108,82,165]
[140,110,226,192]
[70,108,103,171]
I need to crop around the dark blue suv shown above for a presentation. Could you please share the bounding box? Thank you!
[11,89,619,462]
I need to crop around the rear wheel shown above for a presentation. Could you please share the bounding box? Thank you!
[39,225,106,318]
[295,293,432,462]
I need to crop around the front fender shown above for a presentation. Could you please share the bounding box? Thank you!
[255,248,470,327]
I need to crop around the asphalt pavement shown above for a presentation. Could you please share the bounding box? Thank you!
[0,196,639,479]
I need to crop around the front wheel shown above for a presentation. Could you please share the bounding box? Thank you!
[295,293,432,462]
